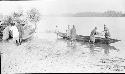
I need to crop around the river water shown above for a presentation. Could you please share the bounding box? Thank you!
[35,17,125,72]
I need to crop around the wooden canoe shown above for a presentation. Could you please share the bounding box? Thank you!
[57,32,121,44]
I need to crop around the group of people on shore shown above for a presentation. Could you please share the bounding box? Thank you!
[1,21,24,46]
[55,24,111,44]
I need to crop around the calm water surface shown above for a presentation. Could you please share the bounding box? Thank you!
[36,17,125,72]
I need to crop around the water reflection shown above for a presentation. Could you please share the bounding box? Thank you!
[87,43,119,55]
[89,44,96,55]
[56,38,119,55]
[66,39,77,49]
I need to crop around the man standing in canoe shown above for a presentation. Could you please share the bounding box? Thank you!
[89,27,98,44]
[103,24,111,44]
[103,24,111,39]
[10,23,19,46]
[55,25,59,39]
[66,25,71,39]
[70,25,77,45]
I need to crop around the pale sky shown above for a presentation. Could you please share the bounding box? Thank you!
[0,0,125,15]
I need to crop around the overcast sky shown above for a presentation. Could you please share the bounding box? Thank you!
[0,0,125,15]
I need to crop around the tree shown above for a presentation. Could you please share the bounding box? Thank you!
[26,8,41,34]
[27,8,41,24]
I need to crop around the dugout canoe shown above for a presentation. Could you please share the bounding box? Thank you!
[57,32,121,44]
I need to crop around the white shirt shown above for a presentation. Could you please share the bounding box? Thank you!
[10,26,19,38]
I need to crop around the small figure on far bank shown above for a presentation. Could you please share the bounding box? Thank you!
[103,24,111,39]
[55,25,59,39]
[10,23,19,46]
[89,27,98,44]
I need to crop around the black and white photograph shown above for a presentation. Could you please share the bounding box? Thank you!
[0,0,125,73]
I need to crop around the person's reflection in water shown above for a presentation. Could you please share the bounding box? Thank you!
[95,44,119,55]
[88,43,119,56]
[103,44,119,55]
[67,40,71,47]
[66,39,77,57]
[89,44,96,55]
[71,42,76,49]
[67,39,76,48]
[103,44,110,55]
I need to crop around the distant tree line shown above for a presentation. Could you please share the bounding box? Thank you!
[63,10,125,17]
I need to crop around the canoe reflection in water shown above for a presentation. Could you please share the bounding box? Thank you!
[57,38,119,55]
[66,39,76,48]
[66,39,119,56]
[86,43,119,55]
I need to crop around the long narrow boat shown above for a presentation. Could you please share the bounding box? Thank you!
[57,32,121,44]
